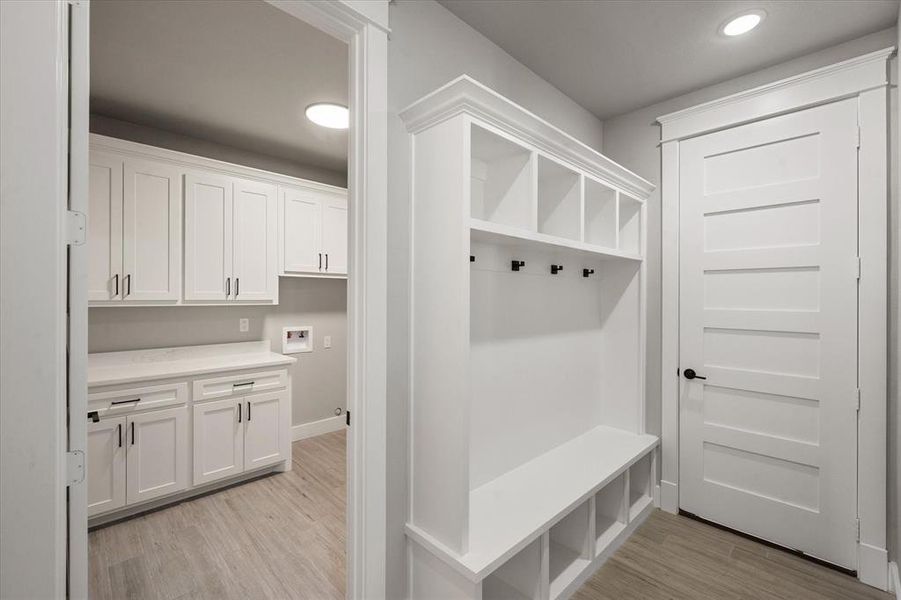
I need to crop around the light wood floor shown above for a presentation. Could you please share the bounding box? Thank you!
[91,430,889,600]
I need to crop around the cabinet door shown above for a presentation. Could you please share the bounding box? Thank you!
[243,391,289,471]
[88,153,124,302]
[87,416,126,516]
[125,406,188,505]
[184,173,233,301]
[233,178,278,302]
[321,194,348,275]
[281,186,322,274]
[193,398,244,485]
[122,158,181,301]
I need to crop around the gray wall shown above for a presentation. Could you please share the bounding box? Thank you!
[386,1,605,597]
[601,26,899,564]
[89,278,347,427]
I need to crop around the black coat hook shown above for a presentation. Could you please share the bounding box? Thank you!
[550,264,563,275]
[511,260,525,272]
[582,268,595,278]
[470,255,475,262]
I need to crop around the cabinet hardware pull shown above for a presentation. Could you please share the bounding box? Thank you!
[247,401,251,422]
[110,398,140,406]
[130,421,135,445]
[113,274,119,297]
[235,278,239,298]
[232,381,254,389]
[118,423,122,448]
[319,253,322,270]
[124,274,131,297]
[325,253,328,271]
[238,403,242,423]
[226,277,230,297]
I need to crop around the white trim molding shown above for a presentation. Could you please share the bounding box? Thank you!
[657,47,895,590]
[292,415,346,441]
[889,562,900,599]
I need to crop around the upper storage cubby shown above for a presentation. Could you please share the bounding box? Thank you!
[470,124,533,230]
[584,178,617,249]
[537,156,580,241]
[618,194,642,255]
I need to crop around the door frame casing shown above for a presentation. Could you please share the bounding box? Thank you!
[657,47,894,590]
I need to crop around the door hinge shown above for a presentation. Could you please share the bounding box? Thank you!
[66,450,85,485]
[66,210,86,246]
[856,256,861,280]
[855,518,861,542]
[855,388,861,412]
[856,126,861,149]
[345,410,351,427]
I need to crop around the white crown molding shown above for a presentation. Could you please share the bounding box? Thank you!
[399,75,655,200]
[657,46,896,142]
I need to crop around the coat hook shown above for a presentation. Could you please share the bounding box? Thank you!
[582,268,595,278]
[470,255,475,262]
[550,264,563,275]
[511,260,525,272]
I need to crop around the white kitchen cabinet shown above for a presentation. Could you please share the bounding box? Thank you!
[184,173,277,303]
[87,154,181,304]
[87,416,126,517]
[125,406,189,504]
[193,397,244,485]
[243,391,289,471]
[280,185,347,276]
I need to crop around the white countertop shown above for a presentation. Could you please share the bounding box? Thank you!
[88,341,297,388]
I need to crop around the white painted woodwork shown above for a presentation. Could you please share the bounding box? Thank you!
[232,178,278,301]
[279,184,348,276]
[678,99,859,570]
[243,390,289,470]
[191,369,287,403]
[125,405,188,504]
[87,153,123,301]
[122,158,181,301]
[87,416,126,517]
[184,172,234,302]
[320,195,348,274]
[88,381,188,419]
[193,397,244,485]
[401,77,655,594]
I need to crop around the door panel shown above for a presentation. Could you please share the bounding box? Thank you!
[87,153,123,301]
[243,391,288,470]
[193,397,244,485]
[321,195,348,274]
[679,99,858,569]
[233,178,277,301]
[87,416,126,516]
[281,187,322,274]
[125,406,188,504]
[184,173,233,301]
[122,158,181,301]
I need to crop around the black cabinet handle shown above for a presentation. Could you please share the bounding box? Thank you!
[235,278,239,298]
[113,273,119,297]
[325,253,329,271]
[130,421,135,445]
[110,398,140,406]
[238,403,242,423]
[125,274,131,297]
[683,368,707,380]
[246,401,251,422]
[319,253,322,270]
[117,423,122,448]
[226,277,230,297]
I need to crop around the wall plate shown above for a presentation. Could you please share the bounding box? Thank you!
[282,326,313,354]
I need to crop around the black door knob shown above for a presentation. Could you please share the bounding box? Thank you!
[683,368,707,380]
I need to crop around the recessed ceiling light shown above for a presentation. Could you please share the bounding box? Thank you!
[720,10,765,37]
[305,103,349,130]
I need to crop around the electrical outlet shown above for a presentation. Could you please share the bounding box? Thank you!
[239,318,249,333]
[323,335,332,349]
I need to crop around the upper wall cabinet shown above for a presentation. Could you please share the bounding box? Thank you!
[88,153,181,304]
[88,135,347,306]
[280,185,348,277]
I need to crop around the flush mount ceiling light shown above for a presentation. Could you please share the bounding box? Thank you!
[305,103,349,129]
[720,10,765,37]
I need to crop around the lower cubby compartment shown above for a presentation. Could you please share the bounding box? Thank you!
[629,452,653,520]
[595,474,628,555]
[482,537,544,600]
[549,501,592,599]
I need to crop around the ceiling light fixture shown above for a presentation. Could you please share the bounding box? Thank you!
[305,103,349,129]
[720,10,765,37]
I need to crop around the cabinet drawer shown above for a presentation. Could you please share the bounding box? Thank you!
[89,381,187,417]
[192,369,287,402]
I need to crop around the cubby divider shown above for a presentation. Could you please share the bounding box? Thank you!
[595,474,628,556]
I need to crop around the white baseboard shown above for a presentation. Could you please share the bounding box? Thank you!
[659,479,678,514]
[292,414,345,441]
[859,542,889,590]
[889,562,900,599]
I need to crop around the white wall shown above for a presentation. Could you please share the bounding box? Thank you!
[601,26,899,568]
[0,1,68,597]
[386,1,605,597]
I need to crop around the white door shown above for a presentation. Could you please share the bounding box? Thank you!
[678,98,859,569]
[193,397,244,485]
[122,158,181,301]
[233,178,277,301]
[184,172,233,301]
[125,406,189,504]
[86,416,126,517]
[87,152,123,301]
[321,194,348,275]
[281,186,323,274]
[243,391,289,470]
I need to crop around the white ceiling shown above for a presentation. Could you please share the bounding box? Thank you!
[439,0,899,120]
[91,0,348,174]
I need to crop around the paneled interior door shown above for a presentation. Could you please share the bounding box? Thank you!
[678,98,859,569]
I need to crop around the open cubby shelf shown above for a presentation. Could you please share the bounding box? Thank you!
[403,76,655,599]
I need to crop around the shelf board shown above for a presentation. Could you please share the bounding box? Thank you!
[595,518,627,557]
[470,218,642,262]
[549,541,590,599]
[406,425,658,581]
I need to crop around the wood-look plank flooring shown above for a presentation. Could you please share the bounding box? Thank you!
[89,430,346,600]
[574,510,891,600]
